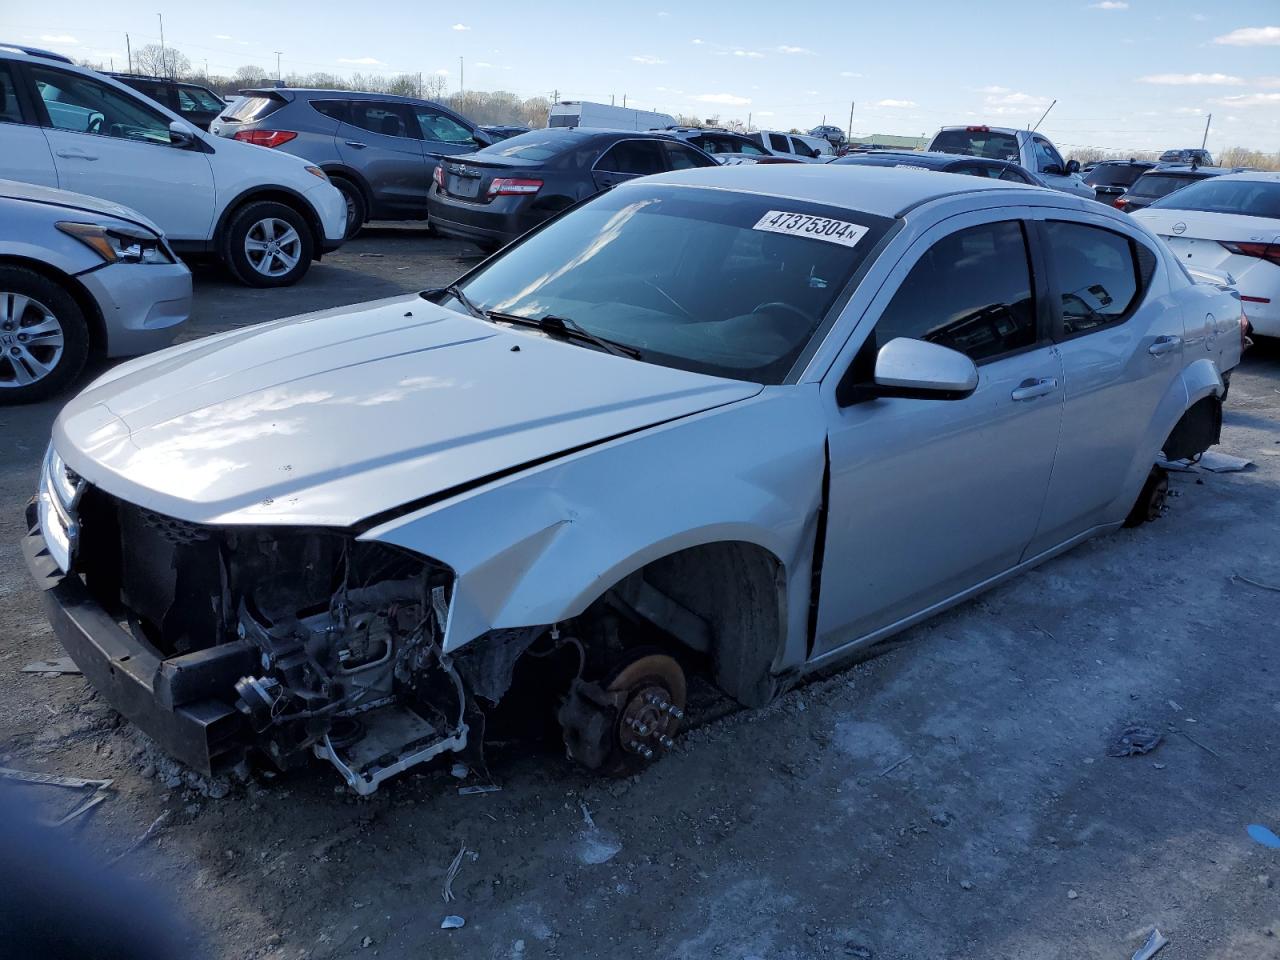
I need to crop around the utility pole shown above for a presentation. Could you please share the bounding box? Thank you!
[274,51,282,81]
[847,100,855,141]
[1030,98,1057,133]
[125,33,132,73]
[1201,112,1212,149]
[610,94,615,106]
[552,88,559,104]
[203,58,208,78]
[417,72,423,98]
[157,13,167,76]
[747,112,751,130]
[459,56,464,92]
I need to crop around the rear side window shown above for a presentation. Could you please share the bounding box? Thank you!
[347,101,417,138]
[224,95,281,122]
[0,63,24,124]
[768,133,790,152]
[875,220,1038,363]
[1042,221,1152,336]
[311,99,348,122]
[597,139,666,175]
[998,167,1033,184]
[664,142,716,170]
[124,79,172,106]
[930,128,1020,161]
[1147,178,1280,219]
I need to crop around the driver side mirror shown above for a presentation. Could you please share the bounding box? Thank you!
[168,120,197,149]
[838,337,979,405]
[1065,159,1081,175]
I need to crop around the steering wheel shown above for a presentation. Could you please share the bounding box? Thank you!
[87,115,103,135]
[751,301,812,326]
[642,279,697,322]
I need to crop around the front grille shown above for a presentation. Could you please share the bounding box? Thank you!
[138,507,211,545]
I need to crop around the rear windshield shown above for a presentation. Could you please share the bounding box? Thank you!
[476,131,578,161]
[930,129,1019,161]
[1149,178,1280,218]
[1127,173,1203,199]
[1085,164,1149,187]
[547,113,576,128]
[444,185,894,384]
[223,95,281,122]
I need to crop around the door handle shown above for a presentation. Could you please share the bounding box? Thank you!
[344,140,367,149]
[1011,377,1058,401]
[55,150,99,160]
[1148,335,1181,357]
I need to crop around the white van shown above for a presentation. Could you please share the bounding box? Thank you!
[548,100,677,131]
[0,45,346,287]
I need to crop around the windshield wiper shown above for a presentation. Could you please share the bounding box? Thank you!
[444,283,487,321]
[486,310,642,360]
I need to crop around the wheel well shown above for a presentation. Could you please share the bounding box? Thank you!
[322,167,372,208]
[215,188,324,254]
[588,541,786,708]
[0,256,107,355]
[1163,393,1222,462]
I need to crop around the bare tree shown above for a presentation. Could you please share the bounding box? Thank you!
[133,43,190,78]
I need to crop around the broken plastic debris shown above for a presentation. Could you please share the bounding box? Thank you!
[1247,824,1280,849]
[1198,451,1252,473]
[441,915,465,930]
[1132,928,1168,960]
[0,766,113,826]
[458,784,501,796]
[1106,725,1162,758]
[450,763,469,780]
[442,844,466,903]
[21,657,80,675]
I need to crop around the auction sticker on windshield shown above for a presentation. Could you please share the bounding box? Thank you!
[753,210,869,247]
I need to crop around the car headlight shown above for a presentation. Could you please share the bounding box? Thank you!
[56,221,174,265]
[304,165,330,182]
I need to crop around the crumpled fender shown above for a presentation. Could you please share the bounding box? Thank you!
[362,386,827,665]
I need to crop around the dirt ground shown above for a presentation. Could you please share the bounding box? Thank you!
[2,227,1279,960]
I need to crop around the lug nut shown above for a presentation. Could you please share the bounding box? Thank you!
[666,704,684,719]
[628,719,650,735]
[9,348,19,356]
[16,334,26,342]
[657,734,675,749]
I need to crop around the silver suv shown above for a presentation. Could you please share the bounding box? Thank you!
[211,89,492,237]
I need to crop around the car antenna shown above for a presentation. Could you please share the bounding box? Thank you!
[1030,99,1057,133]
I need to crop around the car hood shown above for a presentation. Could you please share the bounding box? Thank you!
[53,295,761,527]
[0,178,163,235]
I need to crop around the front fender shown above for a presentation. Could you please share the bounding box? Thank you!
[362,387,827,662]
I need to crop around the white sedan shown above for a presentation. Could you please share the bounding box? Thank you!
[27,166,1244,794]
[1135,172,1280,337]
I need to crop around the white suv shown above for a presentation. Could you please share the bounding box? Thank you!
[0,45,346,286]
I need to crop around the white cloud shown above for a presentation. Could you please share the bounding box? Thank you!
[1089,1,1128,8]
[1192,13,1207,21]
[631,54,666,65]
[692,38,705,45]
[1259,76,1280,87]
[978,85,1010,94]
[875,98,917,108]
[1213,92,1280,107]
[338,57,383,65]
[778,45,814,54]
[694,92,751,105]
[657,10,670,15]
[434,68,449,76]
[840,71,862,78]
[1139,72,1245,85]
[755,110,775,117]
[40,34,78,44]
[733,49,765,58]
[474,61,494,68]
[451,23,470,31]
[982,90,1051,116]
[1174,107,1204,114]
[214,34,234,40]
[1213,26,1280,46]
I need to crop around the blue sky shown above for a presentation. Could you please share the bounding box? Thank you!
[6,1,1280,151]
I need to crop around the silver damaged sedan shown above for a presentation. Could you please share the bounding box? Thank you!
[25,165,1244,792]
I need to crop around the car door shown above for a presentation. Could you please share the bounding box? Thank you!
[1023,213,1179,555]
[0,61,58,188]
[592,139,666,190]
[1030,135,1083,194]
[27,64,216,241]
[412,105,485,197]
[336,99,428,218]
[815,211,1064,655]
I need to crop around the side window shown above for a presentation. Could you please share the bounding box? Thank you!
[952,162,995,179]
[596,140,665,176]
[789,136,816,157]
[875,220,1038,363]
[0,63,25,124]
[1042,221,1151,336]
[735,139,768,156]
[31,67,172,143]
[415,109,476,145]
[311,100,348,123]
[1033,137,1064,172]
[768,133,790,152]
[664,142,715,170]
[128,80,173,107]
[178,85,223,112]
[347,100,417,139]
[999,166,1033,184]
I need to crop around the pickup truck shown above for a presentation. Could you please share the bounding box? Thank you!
[929,125,1094,199]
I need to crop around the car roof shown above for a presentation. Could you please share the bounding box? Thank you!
[1204,171,1280,183]
[1092,159,1156,167]
[643,163,1035,218]
[238,87,450,107]
[0,43,74,64]
[837,151,978,168]
[1145,165,1237,177]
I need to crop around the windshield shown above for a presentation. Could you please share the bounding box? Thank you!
[930,129,1019,161]
[1085,164,1149,187]
[445,185,893,384]
[1127,173,1202,199]
[1148,178,1280,218]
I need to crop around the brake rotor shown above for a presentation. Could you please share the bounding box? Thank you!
[605,653,686,765]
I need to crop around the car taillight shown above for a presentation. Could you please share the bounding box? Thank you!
[487,178,543,197]
[1113,196,1129,210]
[233,130,297,148]
[433,164,445,189]
[1219,240,1280,267]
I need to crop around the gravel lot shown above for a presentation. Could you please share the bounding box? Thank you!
[2,227,1279,960]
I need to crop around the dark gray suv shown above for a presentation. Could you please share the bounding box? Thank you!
[210,89,492,236]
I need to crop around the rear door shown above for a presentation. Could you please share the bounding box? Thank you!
[592,139,666,190]
[1024,212,1177,554]
[0,60,57,187]
[817,210,1064,654]
[662,141,717,171]
[28,64,215,241]
[336,99,428,217]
